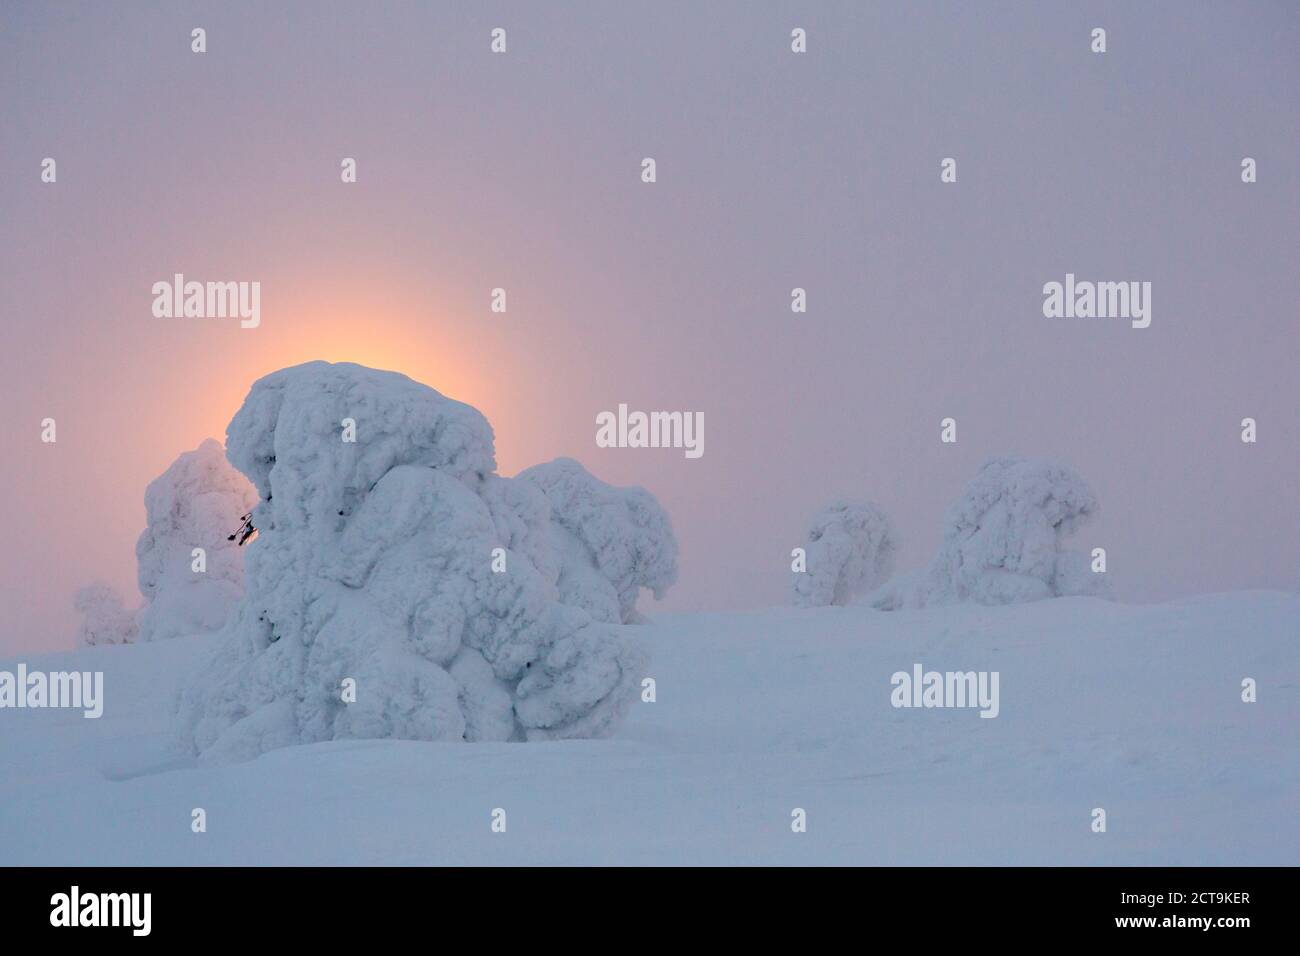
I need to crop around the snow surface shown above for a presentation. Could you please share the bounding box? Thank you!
[2,591,1295,865]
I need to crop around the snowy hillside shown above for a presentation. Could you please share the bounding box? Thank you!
[1,592,1296,865]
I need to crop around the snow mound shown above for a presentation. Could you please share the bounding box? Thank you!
[177,362,647,763]
[518,457,678,624]
[871,456,1108,609]
[134,438,257,642]
[792,501,897,607]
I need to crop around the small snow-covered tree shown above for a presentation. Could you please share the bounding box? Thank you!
[792,501,897,607]
[134,438,257,641]
[73,583,138,646]
[869,456,1107,609]
[177,362,648,763]
[1050,548,1111,600]
[517,457,678,624]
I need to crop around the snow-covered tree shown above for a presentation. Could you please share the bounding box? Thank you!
[134,438,257,642]
[869,456,1108,609]
[792,501,897,607]
[1050,548,1111,600]
[518,457,678,624]
[73,583,138,646]
[177,362,648,763]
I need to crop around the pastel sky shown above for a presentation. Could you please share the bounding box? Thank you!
[2,1,1297,654]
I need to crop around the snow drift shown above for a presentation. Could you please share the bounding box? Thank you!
[177,362,648,763]
[518,457,678,624]
[134,438,257,642]
[870,456,1108,609]
[792,501,897,607]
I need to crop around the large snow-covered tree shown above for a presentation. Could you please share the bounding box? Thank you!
[134,438,257,642]
[518,457,678,624]
[177,362,649,762]
[869,456,1108,609]
[792,501,897,607]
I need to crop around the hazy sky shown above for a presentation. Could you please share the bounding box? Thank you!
[2,1,1297,654]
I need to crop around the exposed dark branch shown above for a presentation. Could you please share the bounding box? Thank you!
[228,512,257,546]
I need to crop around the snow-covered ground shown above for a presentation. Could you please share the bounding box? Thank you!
[2,591,1296,865]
